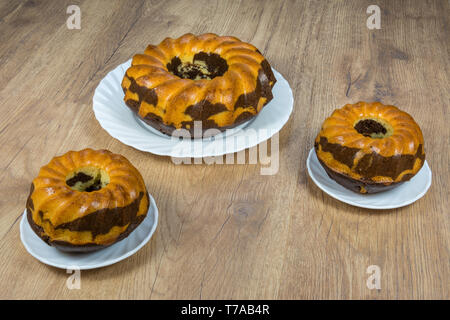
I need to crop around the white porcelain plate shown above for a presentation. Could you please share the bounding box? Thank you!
[307,148,432,209]
[93,59,294,158]
[20,194,158,270]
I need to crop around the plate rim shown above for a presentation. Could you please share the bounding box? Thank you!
[20,194,159,270]
[306,148,432,209]
[93,59,294,158]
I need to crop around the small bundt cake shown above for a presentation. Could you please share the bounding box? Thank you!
[26,149,149,252]
[121,33,277,137]
[314,102,425,194]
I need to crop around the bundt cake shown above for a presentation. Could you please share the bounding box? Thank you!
[314,102,425,194]
[26,149,149,252]
[121,33,277,138]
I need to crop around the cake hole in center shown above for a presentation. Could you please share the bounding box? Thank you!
[66,167,109,192]
[354,119,391,139]
[167,52,228,80]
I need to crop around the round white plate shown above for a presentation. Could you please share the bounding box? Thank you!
[93,59,294,158]
[306,148,432,209]
[20,194,158,270]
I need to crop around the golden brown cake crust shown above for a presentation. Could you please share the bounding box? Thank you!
[314,102,425,194]
[26,149,149,252]
[122,33,277,137]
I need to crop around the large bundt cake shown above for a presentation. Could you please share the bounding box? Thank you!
[26,149,149,252]
[121,33,277,137]
[314,102,425,194]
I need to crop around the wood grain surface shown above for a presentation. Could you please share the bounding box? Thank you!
[0,0,448,300]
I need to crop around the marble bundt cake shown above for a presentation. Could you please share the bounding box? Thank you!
[26,149,149,252]
[122,33,277,137]
[314,102,425,194]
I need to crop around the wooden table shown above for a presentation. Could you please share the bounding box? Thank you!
[0,0,448,300]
